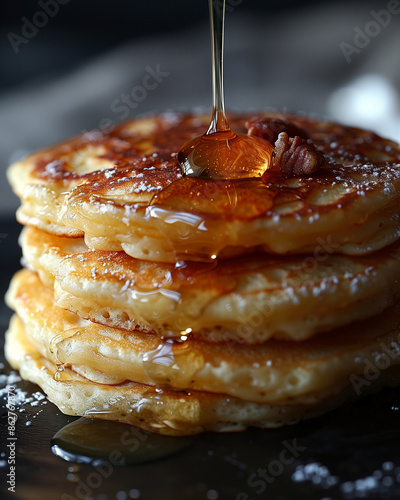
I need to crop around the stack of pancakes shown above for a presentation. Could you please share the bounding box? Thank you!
[5,112,400,436]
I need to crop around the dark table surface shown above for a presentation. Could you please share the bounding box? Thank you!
[1,217,400,500]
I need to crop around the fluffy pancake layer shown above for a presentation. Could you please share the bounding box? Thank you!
[7,113,400,263]
[6,315,365,436]
[7,305,400,436]
[20,226,400,343]
[6,269,400,406]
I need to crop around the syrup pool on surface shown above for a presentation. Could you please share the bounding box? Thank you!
[177,0,273,181]
[51,418,195,466]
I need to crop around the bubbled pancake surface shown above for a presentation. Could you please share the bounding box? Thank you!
[20,226,400,343]
[7,269,400,405]
[7,113,400,262]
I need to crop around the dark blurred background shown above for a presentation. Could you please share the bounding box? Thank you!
[0,0,332,94]
[1,0,400,217]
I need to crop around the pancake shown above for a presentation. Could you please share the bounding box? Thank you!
[6,268,400,405]
[6,110,400,436]
[20,226,400,343]
[7,314,400,436]
[7,113,400,263]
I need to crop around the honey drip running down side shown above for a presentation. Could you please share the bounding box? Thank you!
[177,0,273,180]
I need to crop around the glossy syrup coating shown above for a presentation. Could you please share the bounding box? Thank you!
[177,129,274,180]
[7,112,400,262]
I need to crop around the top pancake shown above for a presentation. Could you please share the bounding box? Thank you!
[8,112,400,262]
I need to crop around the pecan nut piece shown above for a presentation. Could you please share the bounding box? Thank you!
[246,118,309,144]
[269,132,325,177]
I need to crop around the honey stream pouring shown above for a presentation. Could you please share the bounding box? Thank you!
[178,0,274,180]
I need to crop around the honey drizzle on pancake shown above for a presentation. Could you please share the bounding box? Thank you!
[177,0,273,180]
[142,338,205,388]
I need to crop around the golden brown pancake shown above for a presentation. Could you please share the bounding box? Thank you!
[7,268,400,405]
[20,226,400,343]
[4,314,358,436]
[7,113,400,263]
[6,111,400,435]
[7,311,400,436]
